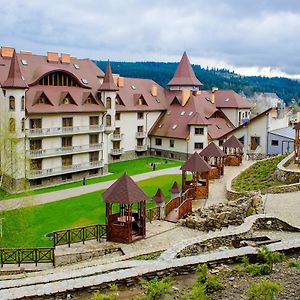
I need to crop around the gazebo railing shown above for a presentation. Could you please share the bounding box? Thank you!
[52,224,107,247]
[146,207,160,223]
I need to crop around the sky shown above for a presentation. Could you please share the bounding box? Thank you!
[1,0,300,79]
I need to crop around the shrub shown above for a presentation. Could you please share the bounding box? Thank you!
[139,276,173,300]
[91,284,118,300]
[257,246,285,265]
[204,276,224,293]
[247,279,283,300]
[288,259,300,268]
[182,285,208,300]
[195,264,208,285]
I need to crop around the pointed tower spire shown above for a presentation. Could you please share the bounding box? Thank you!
[98,61,119,91]
[167,52,202,87]
[1,50,28,89]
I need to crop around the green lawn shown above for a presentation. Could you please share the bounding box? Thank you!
[232,155,287,192]
[0,174,182,248]
[0,157,182,201]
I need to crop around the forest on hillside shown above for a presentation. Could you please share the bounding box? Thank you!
[95,61,300,103]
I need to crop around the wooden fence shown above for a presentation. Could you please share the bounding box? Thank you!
[52,224,107,247]
[0,248,55,267]
[165,196,181,217]
[146,207,160,223]
[178,198,192,220]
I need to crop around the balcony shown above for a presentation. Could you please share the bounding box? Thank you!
[110,148,124,156]
[135,145,147,152]
[136,132,147,139]
[27,143,103,159]
[111,133,123,141]
[105,125,115,133]
[28,160,104,179]
[26,125,104,138]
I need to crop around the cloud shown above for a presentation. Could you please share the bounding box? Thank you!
[0,0,300,77]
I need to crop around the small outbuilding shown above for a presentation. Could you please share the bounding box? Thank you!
[223,135,244,166]
[103,173,147,243]
[180,152,211,199]
[169,181,181,198]
[200,142,226,179]
[153,188,166,219]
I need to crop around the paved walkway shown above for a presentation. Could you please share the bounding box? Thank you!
[0,166,181,212]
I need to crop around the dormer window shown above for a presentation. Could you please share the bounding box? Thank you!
[63,97,70,104]
[21,59,28,65]
[180,111,185,116]
[172,124,178,130]
[38,97,45,104]
[86,97,92,104]
[81,78,88,84]
[73,64,80,69]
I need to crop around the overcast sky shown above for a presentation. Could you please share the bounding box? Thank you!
[1,0,300,78]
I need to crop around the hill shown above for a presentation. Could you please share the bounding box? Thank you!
[95,61,300,103]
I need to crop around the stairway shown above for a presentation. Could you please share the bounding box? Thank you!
[165,208,179,223]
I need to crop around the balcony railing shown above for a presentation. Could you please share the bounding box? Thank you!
[111,134,123,141]
[28,160,104,179]
[110,148,124,155]
[135,145,147,152]
[26,125,104,137]
[27,143,103,158]
[136,132,147,138]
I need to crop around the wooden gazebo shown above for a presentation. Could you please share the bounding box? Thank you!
[180,152,211,199]
[103,173,147,243]
[200,142,227,179]
[294,122,300,164]
[223,135,244,166]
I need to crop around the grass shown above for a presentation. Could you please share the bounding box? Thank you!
[0,174,181,248]
[0,157,182,201]
[231,155,287,192]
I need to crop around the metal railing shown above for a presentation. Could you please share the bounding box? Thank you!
[52,224,107,247]
[0,248,55,267]
[111,148,124,155]
[136,132,147,138]
[135,145,147,152]
[28,160,104,179]
[26,125,104,137]
[27,143,103,158]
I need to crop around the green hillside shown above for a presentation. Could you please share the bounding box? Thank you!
[95,61,300,103]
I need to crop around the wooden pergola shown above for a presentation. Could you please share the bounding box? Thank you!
[103,173,147,243]
[223,135,244,166]
[200,142,227,179]
[294,122,300,164]
[180,152,211,199]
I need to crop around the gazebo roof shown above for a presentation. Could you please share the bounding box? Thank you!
[200,142,226,158]
[223,135,244,149]
[153,188,165,203]
[169,181,180,193]
[294,122,300,130]
[103,173,148,204]
[180,152,211,173]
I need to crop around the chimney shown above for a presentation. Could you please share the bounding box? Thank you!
[1,47,15,58]
[47,51,59,63]
[192,90,201,96]
[151,85,157,97]
[117,77,124,87]
[20,50,32,55]
[181,89,190,107]
[112,74,119,86]
[61,53,70,64]
[211,87,218,104]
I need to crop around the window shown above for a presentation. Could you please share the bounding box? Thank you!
[73,64,80,69]
[106,97,111,109]
[216,125,221,129]
[81,78,88,84]
[62,137,72,148]
[30,118,42,129]
[137,125,143,133]
[137,139,144,146]
[106,114,112,126]
[62,155,72,167]
[90,134,99,144]
[113,141,120,150]
[62,174,72,181]
[170,139,174,148]
[114,127,120,134]
[189,112,193,116]
[89,151,99,162]
[195,128,204,135]
[271,140,279,146]
[194,142,204,150]
[9,118,15,132]
[38,71,78,87]
[31,159,42,170]
[9,96,15,111]
[62,117,73,127]
[115,112,120,120]
[89,116,99,126]
[21,59,28,65]
[21,118,25,132]
[137,112,144,119]
[30,140,42,150]
[250,136,261,150]
[180,111,185,116]
[155,138,162,146]
[219,139,224,146]
[21,96,25,111]
[172,124,178,130]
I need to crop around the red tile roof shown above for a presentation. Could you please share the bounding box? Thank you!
[180,152,211,173]
[98,61,119,91]
[200,142,226,158]
[214,90,251,109]
[294,122,300,130]
[153,188,165,203]
[103,173,148,204]
[223,135,244,149]
[169,181,180,193]
[1,50,28,89]
[167,52,202,87]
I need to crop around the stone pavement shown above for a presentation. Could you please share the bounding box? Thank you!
[0,166,181,212]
